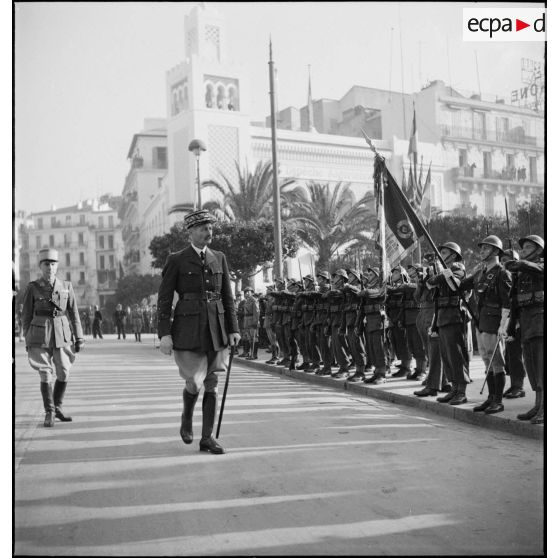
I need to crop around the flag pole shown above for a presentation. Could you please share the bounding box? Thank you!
[268,38,282,280]
[361,129,478,328]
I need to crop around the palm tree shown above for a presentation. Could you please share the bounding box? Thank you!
[202,160,296,222]
[286,181,376,269]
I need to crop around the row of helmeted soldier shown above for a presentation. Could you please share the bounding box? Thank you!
[260,234,544,425]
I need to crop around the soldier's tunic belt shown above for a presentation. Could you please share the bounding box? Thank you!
[180,292,221,301]
[419,302,435,309]
[437,296,460,307]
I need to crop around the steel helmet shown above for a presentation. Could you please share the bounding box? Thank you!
[317,270,331,281]
[366,266,380,276]
[518,235,545,251]
[478,235,504,254]
[303,274,315,284]
[438,242,462,261]
[347,268,361,282]
[333,269,348,280]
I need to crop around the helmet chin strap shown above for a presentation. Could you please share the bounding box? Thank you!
[523,246,540,261]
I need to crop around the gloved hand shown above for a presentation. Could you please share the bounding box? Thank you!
[74,339,85,353]
[442,268,458,291]
[159,335,173,355]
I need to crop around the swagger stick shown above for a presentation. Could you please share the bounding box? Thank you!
[479,335,503,395]
[216,347,235,439]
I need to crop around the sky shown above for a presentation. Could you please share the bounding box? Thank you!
[13,1,547,215]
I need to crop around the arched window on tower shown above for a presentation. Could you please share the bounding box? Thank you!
[205,83,215,108]
[227,85,237,111]
[216,84,226,110]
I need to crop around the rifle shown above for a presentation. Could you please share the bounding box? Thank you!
[298,259,303,282]
[504,197,513,250]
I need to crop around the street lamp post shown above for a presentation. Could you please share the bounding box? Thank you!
[188,139,207,211]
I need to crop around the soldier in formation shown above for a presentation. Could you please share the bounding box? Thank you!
[242,286,260,360]
[461,236,512,414]
[314,271,333,376]
[505,235,545,424]
[426,242,471,405]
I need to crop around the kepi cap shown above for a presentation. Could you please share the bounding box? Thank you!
[184,209,217,230]
[39,248,59,263]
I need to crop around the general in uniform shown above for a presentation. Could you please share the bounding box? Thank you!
[157,210,240,454]
[21,248,84,427]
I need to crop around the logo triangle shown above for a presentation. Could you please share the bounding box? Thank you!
[516,19,530,31]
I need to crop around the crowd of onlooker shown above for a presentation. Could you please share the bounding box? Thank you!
[78,303,158,342]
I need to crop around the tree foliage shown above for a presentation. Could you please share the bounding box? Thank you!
[149,220,300,284]
[202,160,296,222]
[285,181,376,268]
[424,193,544,269]
[114,274,162,308]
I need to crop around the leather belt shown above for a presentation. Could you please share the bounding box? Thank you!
[35,310,66,317]
[181,292,221,301]
[420,302,435,309]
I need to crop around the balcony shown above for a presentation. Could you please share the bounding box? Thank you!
[451,167,543,190]
[440,125,542,148]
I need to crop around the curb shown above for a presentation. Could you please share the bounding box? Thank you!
[238,358,544,441]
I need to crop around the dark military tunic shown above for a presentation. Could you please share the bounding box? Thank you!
[157,245,238,351]
[357,286,387,373]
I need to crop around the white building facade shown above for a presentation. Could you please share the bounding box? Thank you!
[120,3,544,286]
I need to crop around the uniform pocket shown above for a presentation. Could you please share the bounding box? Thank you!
[26,323,47,346]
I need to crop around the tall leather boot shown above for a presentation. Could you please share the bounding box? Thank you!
[199,391,225,454]
[485,373,505,414]
[180,389,199,444]
[53,380,72,421]
[517,389,541,421]
[246,342,259,360]
[474,373,494,412]
[40,383,55,427]
[531,389,544,424]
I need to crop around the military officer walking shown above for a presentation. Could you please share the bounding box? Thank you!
[505,235,545,424]
[157,210,241,454]
[21,248,84,427]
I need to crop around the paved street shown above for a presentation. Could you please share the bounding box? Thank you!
[15,337,544,556]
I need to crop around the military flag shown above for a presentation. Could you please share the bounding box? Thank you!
[374,156,420,270]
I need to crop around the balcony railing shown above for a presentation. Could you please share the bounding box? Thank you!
[452,166,541,185]
[440,125,541,147]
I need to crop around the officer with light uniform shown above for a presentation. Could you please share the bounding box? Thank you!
[505,235,545,424]
[460,236,512,414]
[21,248,84,427]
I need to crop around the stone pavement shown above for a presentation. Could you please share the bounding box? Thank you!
[14,336,544,556]
[238,347,544,440]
